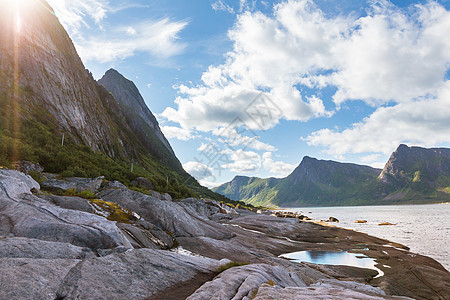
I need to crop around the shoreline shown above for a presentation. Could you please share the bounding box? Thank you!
[278,204,450,271]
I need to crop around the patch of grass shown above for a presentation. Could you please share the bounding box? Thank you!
[89,199,137,223]
[217,261,249,273]
[64,188,96,199]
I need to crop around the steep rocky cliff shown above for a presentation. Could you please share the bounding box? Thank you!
[0,0,118,154]
[0,0,226,200]
[98,69,181,170]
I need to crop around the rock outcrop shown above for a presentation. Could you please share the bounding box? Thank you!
[0,169,449,300]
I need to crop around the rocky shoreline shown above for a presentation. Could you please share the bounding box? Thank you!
[0,169,449,299]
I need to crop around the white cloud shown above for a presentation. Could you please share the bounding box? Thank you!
[75,19,188,63]
[306,82,450,157]
[183,161,214,180]
[47,0,108,35]
[222,149,261,173]
[162,0,450,160]
[360,154,380,163]
[212,0,235,14]
[161,126,193,141]
[212,127,277,152]
[262,152,296,176]
[47,0,188,63]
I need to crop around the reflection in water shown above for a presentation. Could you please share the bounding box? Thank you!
[279,250,384,277]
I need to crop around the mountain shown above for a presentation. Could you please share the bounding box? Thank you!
[0,0,230,201]
[214,157,381,207]
[366,144,450,203]
[214,145,450,207]
[98,69,181,171]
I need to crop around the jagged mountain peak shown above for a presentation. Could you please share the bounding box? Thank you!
[379,144,450,184]
[98,69,176,159]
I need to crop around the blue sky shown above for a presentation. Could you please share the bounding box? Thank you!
[46,0,450,187]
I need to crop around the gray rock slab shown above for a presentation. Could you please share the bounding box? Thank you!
[55,249,223,300]
[0,236,95,259]
[187,263,306,300]
[99,188,234,239]
[41,176,103,193]
[38,195,94,213]
[0,258,79,300]
[0,194,130,250]
[0,169,40,199]
[253,284,413,300]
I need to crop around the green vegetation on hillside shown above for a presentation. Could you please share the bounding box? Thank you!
[0,88,237,203]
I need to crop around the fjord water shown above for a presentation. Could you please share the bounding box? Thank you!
[284,204,450,270]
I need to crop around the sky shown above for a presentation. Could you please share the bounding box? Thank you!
[45,0,450,188]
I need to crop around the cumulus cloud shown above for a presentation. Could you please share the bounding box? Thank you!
[183,161,214,180]
[306,82,450,157]
[47,0,188,63]
[222,149,261,173]
[163,0,450,160]
[262,152,296,176]
[161,126,193,141]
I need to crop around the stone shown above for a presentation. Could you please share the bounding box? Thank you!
[328,217,339,222]
[187,263,306,300]
[0,194,131,250]
[180,198,221,219]
[99,187,234,240]
[12,161,44,174]
[0,169,40,199]
[41,176,104,193]
[355,220,368,223]
[378,222,396,226]
[0,258,80,300]
[131,177,154,190]
[253,283,413,299]
[103,180,127,189]
[39,195,94,213]
[0,236,95,259]
[54,249,223,300]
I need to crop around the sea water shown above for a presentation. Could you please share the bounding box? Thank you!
[283,203,450,270]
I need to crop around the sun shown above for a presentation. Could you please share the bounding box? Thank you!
[1,0,40,32]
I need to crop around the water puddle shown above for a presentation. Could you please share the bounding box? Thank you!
[279,250,384,278]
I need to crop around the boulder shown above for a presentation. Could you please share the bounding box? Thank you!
[187,263,306,300]
[103,180,127,189]
[99,188,234,240]
[12,161,44,174]
[378,222,396,226]
[39,195,94,213]
[180,198,221,219]
[131,177,154,190]
[41,176,104,193]
[0,169,40,199]
[328,217,339,223]
[0,194,131,250]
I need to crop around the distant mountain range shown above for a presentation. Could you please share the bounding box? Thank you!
[214,145,450,207]
[0,0,227,201]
